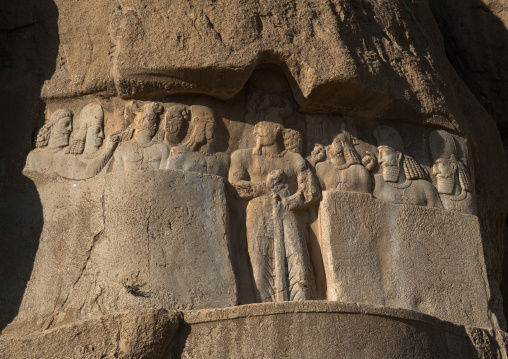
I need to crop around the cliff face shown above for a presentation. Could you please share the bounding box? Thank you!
[428,0,508,318]
[1,0,507,357]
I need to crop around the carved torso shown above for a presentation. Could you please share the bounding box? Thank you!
[114,141,169,171]
[440,191,476,215]
[373,174,443,208]
[316,162,372,193]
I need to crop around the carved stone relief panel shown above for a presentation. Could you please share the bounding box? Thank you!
[16,68,486,333]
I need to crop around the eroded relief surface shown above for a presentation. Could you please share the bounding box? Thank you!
[17,67,488,332]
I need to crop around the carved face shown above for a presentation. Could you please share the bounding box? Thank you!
[134,110,158,137]
[311,144,326,162]
[254,121,281,147]
[432,158,453,178]
[86,125,105,150]
[432,158,455,194]
[378,146,400,182]
[378,146,397,166]
[329,138,344,158]
[49,116,73,149]
[165,113,186,144]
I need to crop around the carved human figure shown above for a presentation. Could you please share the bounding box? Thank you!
[306,144,326,168]
[164,104,190,147]
[429,129,476,214]
[61,103,120,179]
[372,126,443,208]
[24,109,73,174]
[229,121,319,303]
[283,128,321,202]
[113,102,168,171]
[162,105,229,177]
[316,124,372,193]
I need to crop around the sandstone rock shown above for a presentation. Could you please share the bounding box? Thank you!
[1,0,508,357]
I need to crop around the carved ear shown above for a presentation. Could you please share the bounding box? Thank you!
[396,151,403,163]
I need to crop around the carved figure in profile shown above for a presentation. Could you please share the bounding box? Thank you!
[306,144,326,168]
[316,123,373,193]
[229,121,319,303]
[429,129,476,214]
[372,126,443,208]
[162,105,229,177]
[113,102,168,171]
[25,109,73,174]
[60,103,120,179]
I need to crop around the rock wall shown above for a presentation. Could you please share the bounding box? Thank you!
[1,0,507,357]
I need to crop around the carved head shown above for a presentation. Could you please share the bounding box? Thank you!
[133,102,163,138]
[67,103,104,155]
[253,121,283,147]
[283,128,303,154]
[374,126,427,182]
[377,146,402,182]
[330,124,362,164]
[164,105,190,145]
[310,143,326,163]
[36,109,73,149]
[182,105,216,153]
[430,129,471,194]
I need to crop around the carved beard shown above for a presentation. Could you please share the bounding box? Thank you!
[50,133,70,149]
[436,175,455,195]
[382,163,399,183]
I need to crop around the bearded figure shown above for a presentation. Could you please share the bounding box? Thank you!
[24,109,73,174]
[113,102,168,171]
[372,126,443,208]
[429,129,476,214]
[229,121,319,303]
[316,123,372,193]
[58,103,120,180]
[161,105,228,176]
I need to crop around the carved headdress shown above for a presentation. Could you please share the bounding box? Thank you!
[374,125,428,180]
[67,103,104,154]
[283,128,303,155]
[429,129,472,192]
[335,123,361,164]
[35,109,73,148]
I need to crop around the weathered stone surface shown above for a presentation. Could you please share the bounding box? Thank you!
[0,309,181,359]
[3,303,508,359]
[6,170,236,334]
[1,0,508,357]
[174,302,507,358]
[320,190,490,327]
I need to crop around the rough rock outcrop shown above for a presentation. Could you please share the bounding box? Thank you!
[1,0,507,357]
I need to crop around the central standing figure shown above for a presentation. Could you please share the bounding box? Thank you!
[229,120,319,302]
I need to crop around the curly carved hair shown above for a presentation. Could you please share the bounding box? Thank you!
[35,109,73,148]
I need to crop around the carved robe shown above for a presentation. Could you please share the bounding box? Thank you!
[229,149,317,302]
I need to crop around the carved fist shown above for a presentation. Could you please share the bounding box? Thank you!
[362,151,377,172]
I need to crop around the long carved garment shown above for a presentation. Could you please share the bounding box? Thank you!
[246,195,315,302]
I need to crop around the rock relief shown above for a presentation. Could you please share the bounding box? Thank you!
[19,69,486,332]
[429,129,476,215]
[25,103,120,180]
[372,125,443,208]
